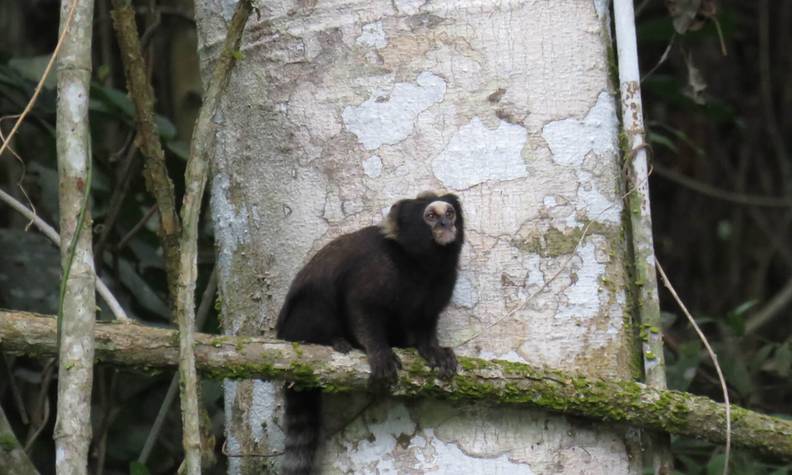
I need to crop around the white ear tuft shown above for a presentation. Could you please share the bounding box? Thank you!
[416,191,438,199]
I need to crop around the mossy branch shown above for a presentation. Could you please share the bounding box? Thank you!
[1,310,791,462]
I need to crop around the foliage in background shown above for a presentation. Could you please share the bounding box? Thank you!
[0,1,790,474]
[640,2,792,474]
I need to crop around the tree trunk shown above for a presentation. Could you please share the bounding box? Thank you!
[194,1,645,472]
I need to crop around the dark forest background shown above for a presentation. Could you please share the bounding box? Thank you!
[0,1,790,474]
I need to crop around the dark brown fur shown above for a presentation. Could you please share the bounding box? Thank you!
[276,192,464,474]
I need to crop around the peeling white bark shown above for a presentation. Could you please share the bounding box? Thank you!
[196,0,641,473]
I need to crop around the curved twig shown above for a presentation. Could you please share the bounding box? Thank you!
[0,187,130,322]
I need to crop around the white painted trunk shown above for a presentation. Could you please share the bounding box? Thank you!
[196,0,641,472]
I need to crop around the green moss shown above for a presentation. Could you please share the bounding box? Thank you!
[0,432,18,451]
[618,130,631,159]
[651,390,691,431]
[451,374,500,401]
[457,356,489,372]
[513,222,619,257]
[202,360,277,381]
[235,337,247,353]
[407,358,432,378]
[288,361,320,389]
[638,325,649,342]
[291,341,304,357]
[544,227,582,256]
[628,194,642,218]
[214,295,224,326]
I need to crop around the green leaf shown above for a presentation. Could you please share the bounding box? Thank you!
[647,131,679,153]
[129,461,151,475]
[769,342,792,378]
[751,343,776,373]
[719,344,753,396]
[731,300,757,316]
[92,84,135,117]
[90,83,177,140]
[706,453,726,475]
[725,300,755,336]
[97,64,111,83]
[667,341,701,391]
[155,115,177,140]
[166,140,190,160]
[117,257,170,318]
[8,55,56,89]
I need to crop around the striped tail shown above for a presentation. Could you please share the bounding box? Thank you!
[281,387,321,475]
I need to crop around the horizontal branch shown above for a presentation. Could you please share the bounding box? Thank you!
[1,310,791,461]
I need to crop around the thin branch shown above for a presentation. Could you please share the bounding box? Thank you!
[138,268,217,465]
[613,0,672,470]
[1,355,29,425]
[653,164,791,208]
[0,115,37,224]
[641,33,675,83]
[758,0,792,194]
[0,0,78,160]
[745,277,792,335]
[174,2,252,472]
[747,209,792,268]
[117,204,157,250]
[656,261,731,474]
[0,404,39,475]
[0,187,129,321]
[1,310,791,462]
[24,359,55,452]
[54,0,98,471]
[635,0,653,17]
[94,141,140,263]
[110,0,181,305]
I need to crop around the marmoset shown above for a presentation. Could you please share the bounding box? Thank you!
[276,191,464,474]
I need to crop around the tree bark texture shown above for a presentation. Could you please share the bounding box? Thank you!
[109,0,182,307]
[195,0,641,472]
[54,0,96,472]
[174,2,252,473]
[613,0,673,472]
[1,310,791,463]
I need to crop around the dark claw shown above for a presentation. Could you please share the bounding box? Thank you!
[419,346,457,380]
[367,349,401,391]
[332,338,354,354]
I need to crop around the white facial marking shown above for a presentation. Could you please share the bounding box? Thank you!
[425,201,457,245]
